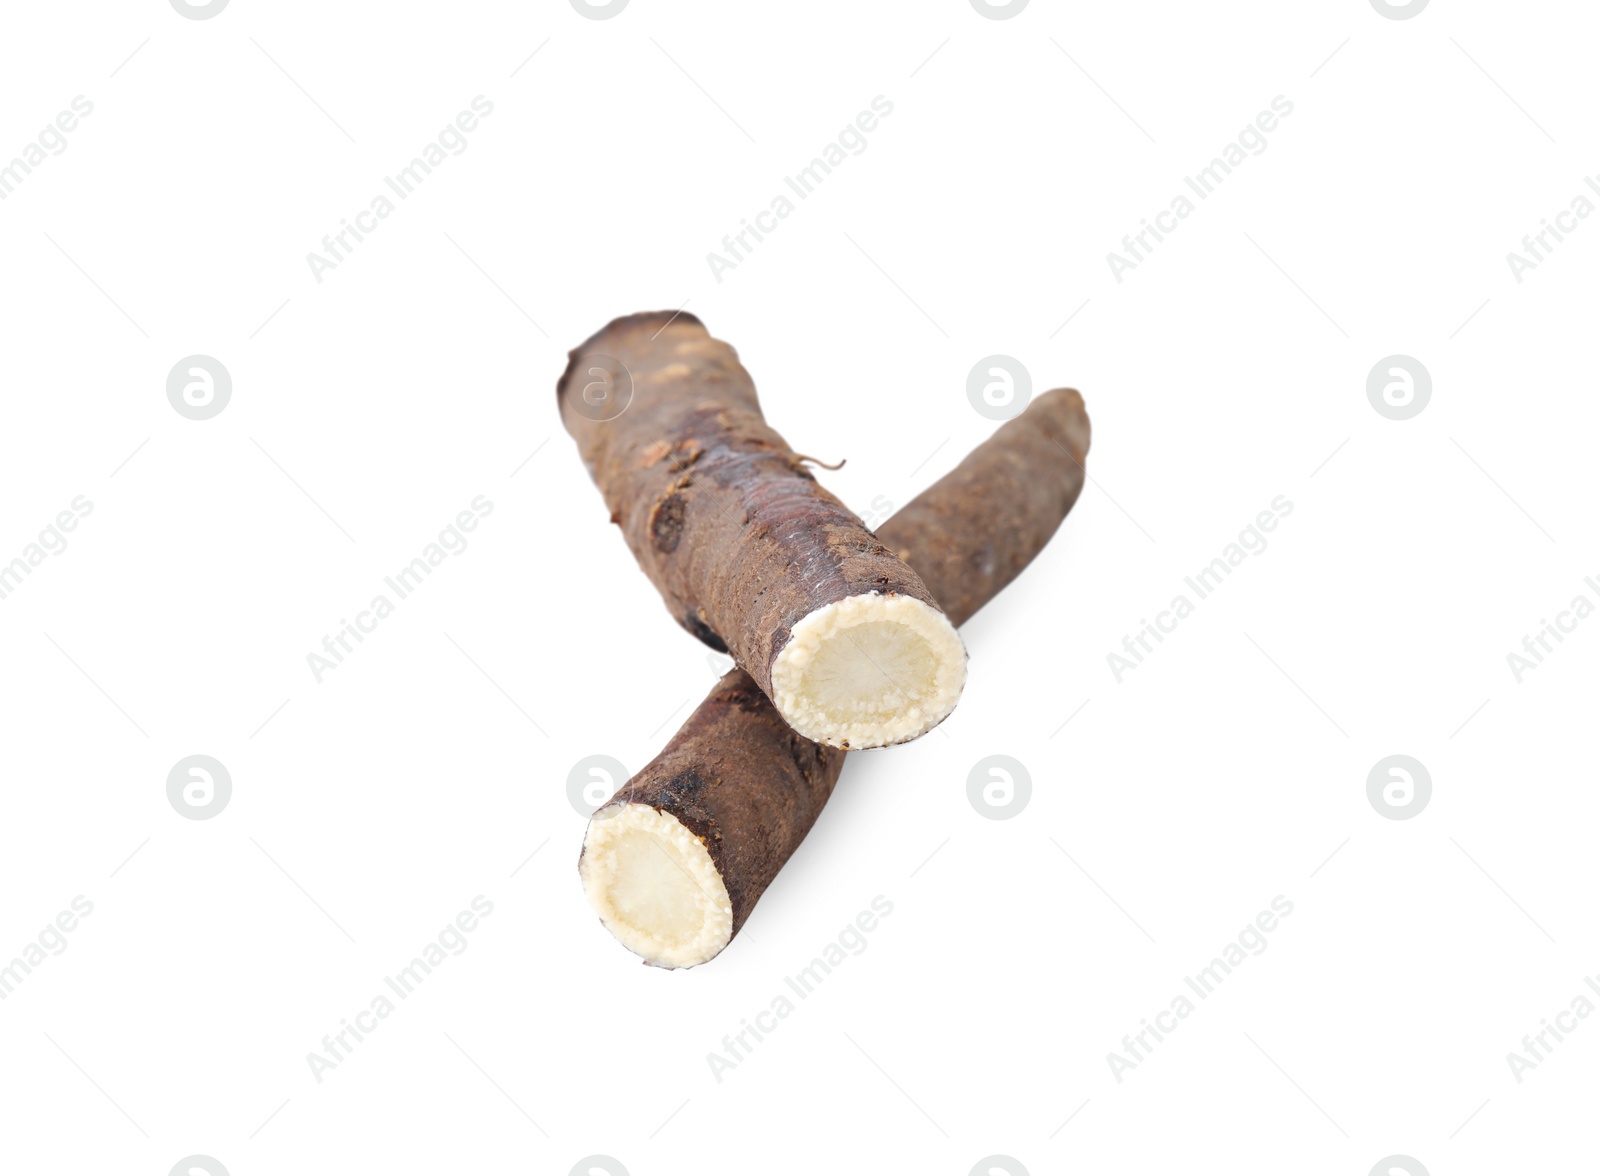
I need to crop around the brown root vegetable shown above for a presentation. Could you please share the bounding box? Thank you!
[558,312,966,750]
[579,388,1091,967]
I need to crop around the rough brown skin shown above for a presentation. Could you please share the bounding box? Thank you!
[583,388,1091,963]
[557,312,955,745]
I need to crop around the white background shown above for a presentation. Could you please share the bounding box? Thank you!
[1,1,1596,1173]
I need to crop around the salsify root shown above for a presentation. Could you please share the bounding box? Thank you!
[558,312,966,750]
[579,387,1091,967]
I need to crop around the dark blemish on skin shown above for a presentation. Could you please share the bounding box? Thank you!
[660,770,709,804]
[724,682,770,714]
[684,608,728,652]
[651,492,687,553]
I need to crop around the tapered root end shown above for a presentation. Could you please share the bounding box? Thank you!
[580,804,733,968]
[770,593,967,749]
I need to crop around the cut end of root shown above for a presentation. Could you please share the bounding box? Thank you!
[770,593,967,748]
[580,804,734,968]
